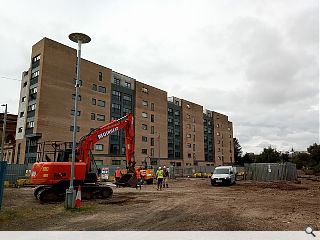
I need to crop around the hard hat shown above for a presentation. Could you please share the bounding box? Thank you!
[158,166,162,170]
[163,166,166,168]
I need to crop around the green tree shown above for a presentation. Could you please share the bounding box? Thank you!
[242,153,254,164]
[233,138,243,165]
[292,152,311,169]
[257,146,280,163]
[307,143,320,172]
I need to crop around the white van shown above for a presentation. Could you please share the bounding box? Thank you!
[211,166,235,186]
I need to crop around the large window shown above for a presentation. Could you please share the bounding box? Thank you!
[92,84,97,91]
[142,124,148,130]
[142,100,148,107]
[112,103,121,114]
[112,90,121,101]
[142,87,148,93]
[97,100,105,107]
[31,70,39,79]
[142,112,148,118]
[97,114,105,122]
[92,98,96,105]
[125,81,131,88]
[142,136,148,142]
[91,113,96,120]
[151,126,154,134]
[114,78,121,85]
[141,149,148,154]
[95,144,104,151]
[72,94,81,101]
[98,86,106,93]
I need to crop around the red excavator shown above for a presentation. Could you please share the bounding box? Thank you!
[31,113,135,202]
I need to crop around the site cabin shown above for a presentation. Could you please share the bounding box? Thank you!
[211,166,236,186]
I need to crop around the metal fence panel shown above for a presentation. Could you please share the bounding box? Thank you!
[4,164,29,184]
[244,162,297,182]
[0,161,7,209]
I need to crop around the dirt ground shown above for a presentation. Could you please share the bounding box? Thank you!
[0,177,319,231]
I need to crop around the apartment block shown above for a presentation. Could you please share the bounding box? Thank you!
[134,81,168,166]
[14,37,234,167]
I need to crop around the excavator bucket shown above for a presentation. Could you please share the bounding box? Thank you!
[117,173,137,187]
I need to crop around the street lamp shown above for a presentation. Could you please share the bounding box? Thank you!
[0,104,7,161]
[65,33,91,209]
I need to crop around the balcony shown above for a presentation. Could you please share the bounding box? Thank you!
[30,77,38,86]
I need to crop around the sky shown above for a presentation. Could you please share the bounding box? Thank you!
[0,0,318,154]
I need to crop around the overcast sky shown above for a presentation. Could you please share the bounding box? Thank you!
[0,0,318,154]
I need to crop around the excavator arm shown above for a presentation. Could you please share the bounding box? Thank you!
[75,113,135,174]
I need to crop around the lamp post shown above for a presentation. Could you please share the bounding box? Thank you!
[0,104,7,161]
[65,33,91,209]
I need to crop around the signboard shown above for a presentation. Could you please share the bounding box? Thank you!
[101,167,109,180]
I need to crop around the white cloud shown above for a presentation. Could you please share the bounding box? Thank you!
[0,0,318,154]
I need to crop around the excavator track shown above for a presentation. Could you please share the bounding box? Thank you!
[35,185,113,203]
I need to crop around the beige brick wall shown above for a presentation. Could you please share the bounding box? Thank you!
[134,81,168,165]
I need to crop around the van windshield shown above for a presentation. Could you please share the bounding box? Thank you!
[214,168,230,174]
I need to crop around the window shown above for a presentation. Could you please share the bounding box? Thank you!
[151,114,154,122]
[98,86,106,93]
[71,110,81,116]
[28,104,36,111]
[193,144,196,151]
[22,97,26,102]
[142,136,148,142]
[142,124,148,130]
[142,87,148,93]
[142,112,148,118]
[187,124,191,129]
[187,134,191,138]
[187,143,191,148]
[218,148,221,152]
[216,124,219,128]
[33,54,41,62]
[168,118,173,123]
[92,98,96,105]
[95,160,103,165]
[112,160,121,165]
[192,125,195,132]
[193,135,196,142]
[150,148,154,157]
[141,149,148,154]
[125,81,131,88]
[228,127,231,131]
[95,144,104,151]
[168,108,173,113]
[151,103,154,111]
[192,117,195,123]
[123,94,132,102]
[70,126,80,132]
[188,153,191,158]
[72,94,81,101]
[27,121,34,128]
[97,100,105,107]
[73,79,82,86]
[112,90,121,101]
[20,112,24,118]
[142,100,148,107]
[91,113,96,120]
[186,114,191,119]
[151,138,154,146]
[114,78,121,85]
[23,82,27,87]
[193,153,196,160]
[99,72,103,81]
[217,132,220,136]
[174,110,179,116]
[112,103,121,113]
[18,127,23,133]
[97,114,105,121]
[92,84,97,91]
[217,140,220,144]
[186,104,190,109]
[31,70,39,78]
[151,126,154,134]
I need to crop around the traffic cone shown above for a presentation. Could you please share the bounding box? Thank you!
[75,185,81,209]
